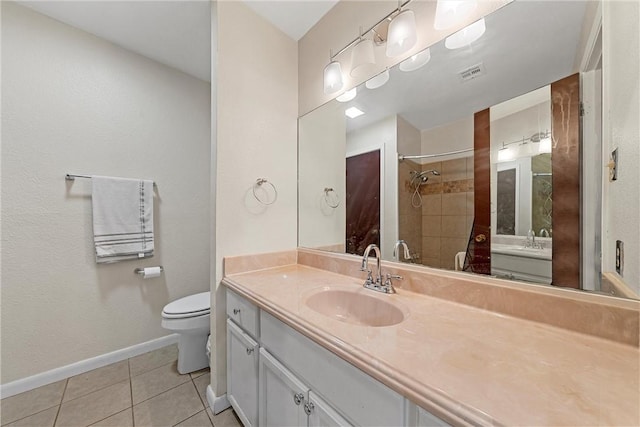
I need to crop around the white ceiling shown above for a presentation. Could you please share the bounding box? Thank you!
[17,0,335,83]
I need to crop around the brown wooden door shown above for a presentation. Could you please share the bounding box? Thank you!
[466,109,492,274]
[345,150,380,256]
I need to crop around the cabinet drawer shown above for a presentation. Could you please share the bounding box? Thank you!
[261,311,405,426]
[227,288,259,338]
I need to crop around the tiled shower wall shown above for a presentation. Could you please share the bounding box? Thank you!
[398,159,423,261]
[422,157,474,269]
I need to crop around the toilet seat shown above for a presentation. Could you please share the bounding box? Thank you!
[162,291,210,319]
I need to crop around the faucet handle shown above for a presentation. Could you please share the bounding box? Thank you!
[384,273,403,287]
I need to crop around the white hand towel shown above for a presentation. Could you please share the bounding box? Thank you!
[92,176,154,263]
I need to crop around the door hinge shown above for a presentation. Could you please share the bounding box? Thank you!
[580,102,585,117]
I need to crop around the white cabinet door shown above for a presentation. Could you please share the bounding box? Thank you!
[227,319,259,427]
[307,391,351,427]
[259,348,308,427]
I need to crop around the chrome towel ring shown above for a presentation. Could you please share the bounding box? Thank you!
[253,178,278,205]
[323,187,340,208]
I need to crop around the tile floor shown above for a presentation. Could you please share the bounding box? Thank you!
[1,345,242,427]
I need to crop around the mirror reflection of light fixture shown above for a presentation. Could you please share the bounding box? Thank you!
[538,137,552,154]
[386,9,418,57]
[399,48,431,72]
[345,106,365,118]
[497,145,516,162]
[336,88,357,103]
[323,55,344,95]
[350,37,376,78]
[445,18,486,49]
[365,69,390,89]
[434,0,478,30]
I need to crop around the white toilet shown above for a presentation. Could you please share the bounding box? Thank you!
[161,291,211,374]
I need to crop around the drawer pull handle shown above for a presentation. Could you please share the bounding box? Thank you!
[233,308,241,315]
[293,393,304,405]
[246,348,254,355]
[304,401,315,415]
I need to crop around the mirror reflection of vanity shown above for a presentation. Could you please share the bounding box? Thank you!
[298,1,636,300]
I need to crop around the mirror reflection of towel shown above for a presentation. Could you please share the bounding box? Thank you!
[91,176,154,263]
[454,252,466,271]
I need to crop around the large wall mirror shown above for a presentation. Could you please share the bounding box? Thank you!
[298,1,637,300]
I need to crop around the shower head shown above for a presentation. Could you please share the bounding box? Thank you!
[410,169,440,185]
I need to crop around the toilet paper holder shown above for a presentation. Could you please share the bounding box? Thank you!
[134,266,164,275]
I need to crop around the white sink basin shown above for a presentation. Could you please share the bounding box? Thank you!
[304,286,407,327]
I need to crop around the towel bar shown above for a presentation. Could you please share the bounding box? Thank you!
[66,174,157,186]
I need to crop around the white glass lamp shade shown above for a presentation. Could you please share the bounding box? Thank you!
[445,18,486,49]
[497,146,516,162]
[350,38,376,77]
[365,69,390,89]
[386,10,418,57]
[400,48,431,72]
[336,88,357,103]
[323,60,344,94]
[434,0,478,30]
[538,137,552,154]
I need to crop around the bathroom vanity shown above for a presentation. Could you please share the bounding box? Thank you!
[223,249,639,426]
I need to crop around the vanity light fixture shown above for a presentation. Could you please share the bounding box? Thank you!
[365,69,390,89]
[445,18,486,49]
[322,0,415,92]
[399,48,431,72]
[345,107,365,118]
[434,0,478,30]
[336,88,357,103]
[386,8,418,57]
[323,53,344,95]
[351,29,376,78]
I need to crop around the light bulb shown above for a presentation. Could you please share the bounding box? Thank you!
[386,10,418,57]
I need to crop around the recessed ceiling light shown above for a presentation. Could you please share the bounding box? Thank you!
[336,88,357,103]
[345,107,365,118]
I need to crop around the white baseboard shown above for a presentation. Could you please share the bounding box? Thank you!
[206,385,230,414]
[0,334,179,399]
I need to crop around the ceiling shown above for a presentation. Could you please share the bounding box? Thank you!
[17,1,336,83]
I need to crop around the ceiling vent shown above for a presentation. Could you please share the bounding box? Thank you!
[458,62,486,82]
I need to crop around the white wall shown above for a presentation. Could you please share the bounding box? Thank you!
[1,3,211,384]
[346,116,398,259]
[213,1,298,395]
[421,116,474,163]
[298,101,346,250]
[602,1,640,294]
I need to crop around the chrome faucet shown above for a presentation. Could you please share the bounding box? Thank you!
[361,244,399,294]
[393,240,411,262]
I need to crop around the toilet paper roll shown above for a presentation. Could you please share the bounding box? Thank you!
[142,266,162,279]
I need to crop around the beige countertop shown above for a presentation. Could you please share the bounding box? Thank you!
[223,264,639,426]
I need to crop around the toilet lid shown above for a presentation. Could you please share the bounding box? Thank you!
[162,291,210,318]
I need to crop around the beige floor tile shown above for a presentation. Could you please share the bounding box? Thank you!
[63,360,129,402]
[189,368,209,380]
[55,380,131,427]
[90,408,133,427]
[131,361,190,404]
[0,380,66,425]
[192,373,210,408]
[133,382,204,427]
[129,345,178,377]
[207,408,241,427]
[4,406,59,427]
[175,410,213,427]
